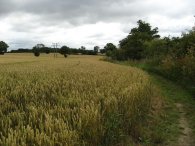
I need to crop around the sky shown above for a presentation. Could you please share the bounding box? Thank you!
[0,0,195,50]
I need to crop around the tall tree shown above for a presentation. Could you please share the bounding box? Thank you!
[0,41,9,55]
[94,46,100,54]
[60,46,70,55]
[104,43,117,57]
[80,46,86,50]
[104,43,117,52]
[119,20,160,59]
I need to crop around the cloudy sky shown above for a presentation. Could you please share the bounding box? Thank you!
[0,0,195,50]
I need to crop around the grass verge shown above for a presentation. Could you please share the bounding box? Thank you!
[103,58,195,145]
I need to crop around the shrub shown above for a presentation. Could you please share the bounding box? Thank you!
[111,49,128,61]
[64,54,68,58]
[34,52,40,57]
[181,49,195,83]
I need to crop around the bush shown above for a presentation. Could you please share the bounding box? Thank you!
[111,49,128,61]
[34,52,40,57]
[181,49,195,83]
[0,52,5,55]
[60,46,70,55]
[64,54,68,58]
[143,39,168,58]
[45,48,50,54]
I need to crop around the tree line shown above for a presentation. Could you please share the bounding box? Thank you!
[105,20,195,90]
[0,41,118,57]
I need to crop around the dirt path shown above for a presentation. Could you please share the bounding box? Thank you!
[175,103,193,146]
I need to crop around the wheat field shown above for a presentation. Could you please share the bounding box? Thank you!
[0,54,155,146]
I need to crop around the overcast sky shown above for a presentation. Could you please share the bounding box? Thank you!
[0,0,195,50]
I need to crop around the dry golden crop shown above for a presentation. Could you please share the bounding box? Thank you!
[0,54,155,146]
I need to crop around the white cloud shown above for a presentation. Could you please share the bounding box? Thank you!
[0,0,195,50]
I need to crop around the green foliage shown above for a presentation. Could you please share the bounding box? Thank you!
[117,26,195,86]
[60,46,70,55]
[119,20,160,60]
[104,43,117,53]
[32,44,43,55]
[34,51,40,57]
[10,49,33,53]
[80,46,86,50]
[177,31,195,57]
[182,49,195,82]
[11,45,99,56]
[59,46,98,55]
[100,49,106,54]
[138,30,195,88]
[45,47,51,54]
[144,39,168,58]
[94,46,100,54]
[110,49,128,61]
[0,41,9,54]
[64,54,68,58]
[104,43,117,58]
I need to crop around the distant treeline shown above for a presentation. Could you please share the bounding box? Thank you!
[8,45,105,55]
[9,49,33,53]
[1,40,116,57]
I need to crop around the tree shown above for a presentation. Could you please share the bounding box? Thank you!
[143,39,168,60]
[80,46,86,50]
[110,49,127,61]
[60,46,70,55]
[104,43,117,52]
[36,44,45,48]
[104,43,117,57]
[34,52,40,57]
[79,46,87,54]
[178,31,195,57]
[64,54,68,58]
[0,41,9,55]
[45,47,51,54]
[94,46,100,54]
[100,49,106,54]
[119,20,160,59]
[32,44,44,51]
[32,44,42,57]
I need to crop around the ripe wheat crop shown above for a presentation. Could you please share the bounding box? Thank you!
[0,54,155,146]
